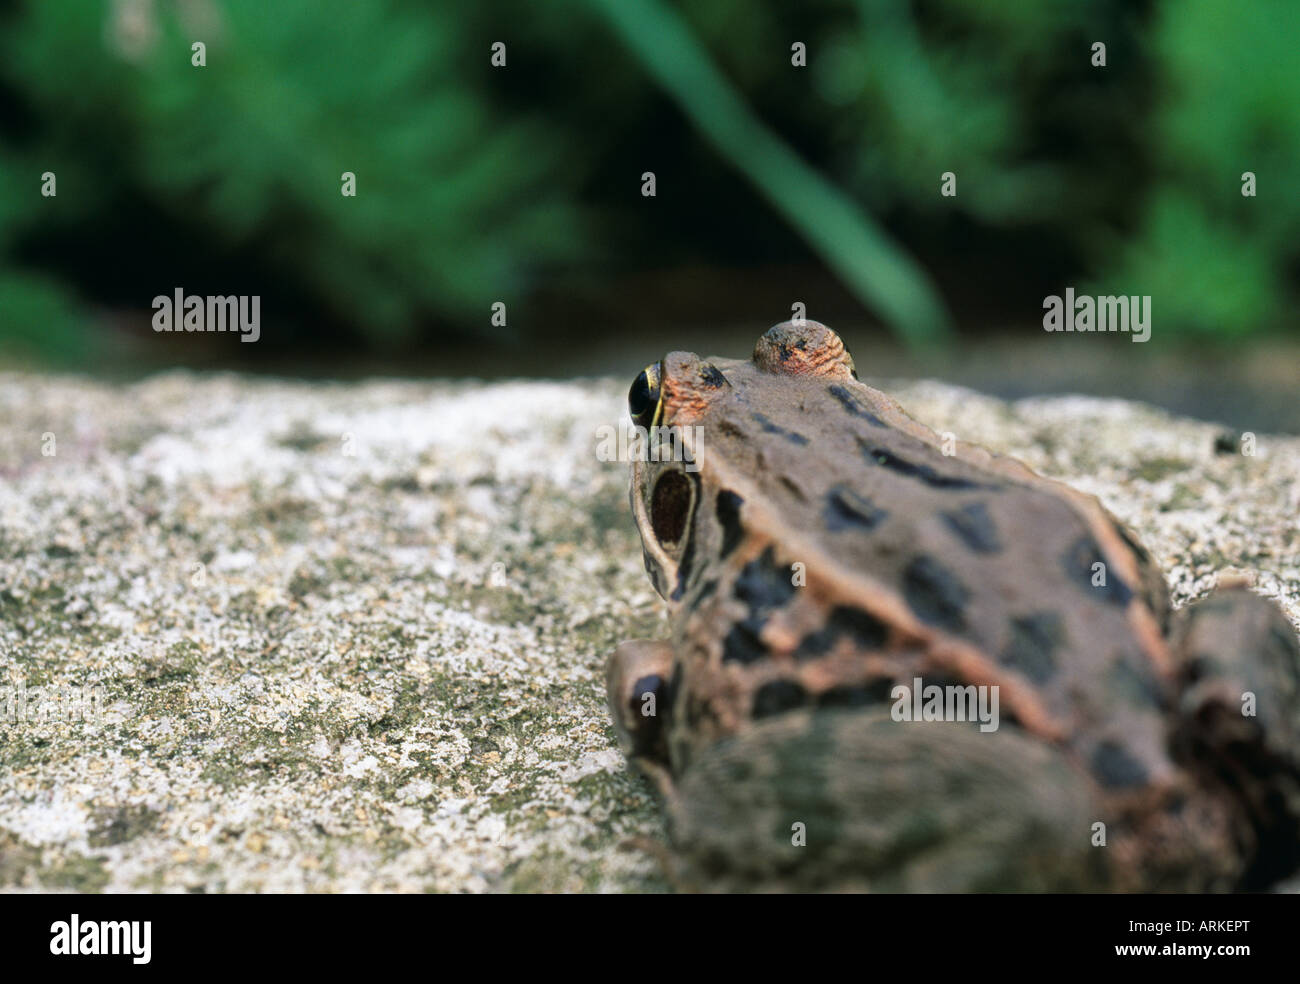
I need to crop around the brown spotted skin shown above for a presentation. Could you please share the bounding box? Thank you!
[609,320,1300,891]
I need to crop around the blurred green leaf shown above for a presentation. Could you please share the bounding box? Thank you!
[587,0,953,344]
[0,0,1296,362]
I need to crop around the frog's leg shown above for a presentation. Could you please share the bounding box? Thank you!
[1169,583,1300,888]
[666,707,1109,892]
[605,640,677,799]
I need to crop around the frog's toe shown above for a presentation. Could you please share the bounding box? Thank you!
[606,640,675,766]
[1170,584,1300,887]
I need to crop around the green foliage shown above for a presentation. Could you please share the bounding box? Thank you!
[0,0,583,350]
[588,0,953,343]
[1096,0,1300,334]
[618,0,1296,337]
[0,0,1295,361]
[0,271,94,365]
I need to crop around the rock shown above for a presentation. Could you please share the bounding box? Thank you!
[0,370,1296,891]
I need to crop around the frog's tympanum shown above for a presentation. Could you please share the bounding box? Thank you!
[607,320,1300,891]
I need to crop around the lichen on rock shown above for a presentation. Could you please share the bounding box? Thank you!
[0,371,1296,891]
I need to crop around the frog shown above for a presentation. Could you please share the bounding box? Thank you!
[606,319,1300,892]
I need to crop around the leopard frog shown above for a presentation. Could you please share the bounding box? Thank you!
[607,320,1300,891]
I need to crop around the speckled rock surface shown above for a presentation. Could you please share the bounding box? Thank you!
[0,371,1297,892]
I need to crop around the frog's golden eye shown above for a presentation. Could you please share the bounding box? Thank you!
[628,362,663,430]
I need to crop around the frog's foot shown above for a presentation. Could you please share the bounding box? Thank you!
[1170,583,1300,887]
[666,707,1110,892]
[606,640,675,786]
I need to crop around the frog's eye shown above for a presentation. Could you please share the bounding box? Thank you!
[628,362,663,430]
[753,320,855,380]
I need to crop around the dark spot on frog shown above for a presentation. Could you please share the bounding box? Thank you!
[824,486,888,532]
[723,621,768,665]
[794,606,890,660]
[718,419,746,441]
[752,679,808,718]
[941,501,1002,553]
[723,548,799,663]
[1062,536,1133,607]
[1110,651,1168,709]
[628,674,669,756]
[903,556,970,632]
[687,577,718,611]
[858,441,992,491]
[751,411,809,446]
[629,673,667,708]
[998,612,1063,684]
[700,365,729,388]
[1178,652,1218,689]
[816,678,895,708]
[769,332,811,363]
[1091,740,1149,790]
[715,490,745,558]
[642,549,668,598]
[1110,519,1151,565]
[733,547,798,612]
[1213,430,1238,455]
[670,532,696,601]
[779,475,807,502]
[827,384,886,427]
[1110,519,1171,629]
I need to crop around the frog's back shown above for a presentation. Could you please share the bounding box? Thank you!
[667,332,1178,803]
[614,319,1297,891]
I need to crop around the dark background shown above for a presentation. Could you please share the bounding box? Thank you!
[0,0,1296,428]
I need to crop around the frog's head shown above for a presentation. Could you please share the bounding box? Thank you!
[625,320,855,600]
[626,350,729,600]
[626,320,853,433]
